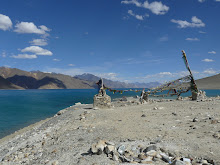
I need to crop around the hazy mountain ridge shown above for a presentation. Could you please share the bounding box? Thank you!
[74,73,161,88]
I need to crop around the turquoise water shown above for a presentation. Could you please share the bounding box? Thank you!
[0,89,219,139]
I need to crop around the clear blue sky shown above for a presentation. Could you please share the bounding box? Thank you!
[0,0,219,83]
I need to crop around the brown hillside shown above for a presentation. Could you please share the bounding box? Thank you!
[196,74,220,89]
[0,76,23,89]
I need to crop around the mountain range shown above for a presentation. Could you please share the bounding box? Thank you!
[0,67,219,90]
[0,67,160,90]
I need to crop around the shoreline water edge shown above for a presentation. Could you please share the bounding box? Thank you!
[0,96,220,164]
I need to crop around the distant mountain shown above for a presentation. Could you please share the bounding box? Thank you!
[0,75,23,89]
[196,73,220,89]
[0,67,94,89]
[74,73,160,88]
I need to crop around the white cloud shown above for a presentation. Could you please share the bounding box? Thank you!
[159,72,172,76]
[199,31,206,34]
[198,0,206,2]
[216,0,220,1]
[21,46,52,55]
[1,51,6,58]
[14,22,50,34]
[186,38,199,41]
[122,0,169,15]
[121,0,142,7]
[30,39,48,46]
[53,59,60,61]
[11,54,37,59]
[97,73,118,80]
[202,58,214,62]
[143,1,169,15]
[171,16,205,28]
[39,25,51,32]
[128,10,146,20]
[208,51,216,54]
[68,64,75,66]
[0,14,12,31]
[203,68,216,74]
[159,36,168,42]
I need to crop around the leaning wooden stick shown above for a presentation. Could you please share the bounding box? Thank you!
[181,50,198,93]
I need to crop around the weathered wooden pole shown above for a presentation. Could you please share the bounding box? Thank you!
[181,50,199,100]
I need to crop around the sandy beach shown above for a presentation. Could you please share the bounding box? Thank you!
[0,96,220,165]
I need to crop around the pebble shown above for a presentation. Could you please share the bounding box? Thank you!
[104,145,115,154]
[144,145,157,152]
[201,159,209,165]
[117,145,126,155]
[171,160,186,165]
[213,133,220,139]
[160,153,172,164]
[146,150,157,157]
[193,118,199,122]
[141,156,153,164]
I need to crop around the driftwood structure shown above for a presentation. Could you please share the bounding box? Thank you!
[94,51,205,103]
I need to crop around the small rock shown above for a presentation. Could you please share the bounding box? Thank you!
[105,145,115,154]
[193,118,199,122]
[211,120,218,124]
[75,102,81,105]
[56,109,67,116]
[172,112,177,116]
[144,145,157,152]
[156,153,162,159]
[182,158,191,163]
[91,140,106,155]
[138,153,147,160]
[201,159,208,165]
[52,161,59,165]
[153,107,158,110]
[160,153,171,164]
[141,114,146,117]
[171,160,186,165]
[141,156,153,164]
[146,150,157,157]
[118,145,126,155]
[113,154,119,161]
[213,133,220,139]
[105,141,115,146]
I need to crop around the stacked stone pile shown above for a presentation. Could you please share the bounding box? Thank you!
[93,89,111,109]
[90,140,217,165]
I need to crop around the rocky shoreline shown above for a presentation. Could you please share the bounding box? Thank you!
[0,96,220,165]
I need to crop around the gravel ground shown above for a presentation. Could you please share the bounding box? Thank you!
[0,96,220,165]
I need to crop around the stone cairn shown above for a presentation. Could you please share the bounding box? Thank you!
[93,80,111,109]
[192,90,207,101]
[90,140,216,165]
